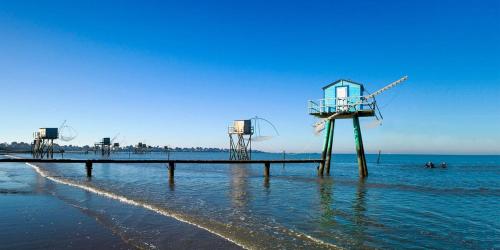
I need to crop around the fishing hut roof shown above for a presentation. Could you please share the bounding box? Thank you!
[322,79,364,90]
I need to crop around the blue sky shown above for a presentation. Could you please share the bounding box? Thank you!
[0,0,499,154]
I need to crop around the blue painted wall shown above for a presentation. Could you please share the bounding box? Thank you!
[323,80,364,112]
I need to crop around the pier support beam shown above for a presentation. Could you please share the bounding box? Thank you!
[264,162,270,177]
[318,120,332,176]
[325,119,335,175]
[353,115,368,177]
[85,160,93,178]
[168,162,175,179]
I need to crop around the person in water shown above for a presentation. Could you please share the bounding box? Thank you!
[425,162,435,168]
[440,162,447,168]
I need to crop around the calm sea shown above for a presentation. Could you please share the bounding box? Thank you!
[7,152,500,249]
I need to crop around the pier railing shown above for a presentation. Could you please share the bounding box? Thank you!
[0,158,324,179]
[308,97,375,115]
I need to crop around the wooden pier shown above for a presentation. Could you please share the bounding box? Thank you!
[0,158,323,179]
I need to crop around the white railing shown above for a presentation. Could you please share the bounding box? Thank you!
[308,96,375,114]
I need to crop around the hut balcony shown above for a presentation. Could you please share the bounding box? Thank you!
[308,97,376,117]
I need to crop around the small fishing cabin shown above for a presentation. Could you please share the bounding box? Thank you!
[308,79,374,117]
[308,79,376,178]
[308,76,408,178]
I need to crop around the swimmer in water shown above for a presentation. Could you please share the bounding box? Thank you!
[425,162,435,168]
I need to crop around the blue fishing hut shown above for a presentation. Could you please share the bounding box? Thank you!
[308,79,375,178]
[308,76,408,177]
[320,79,365,113]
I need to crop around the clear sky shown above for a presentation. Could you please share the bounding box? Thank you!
[0,0,499,154]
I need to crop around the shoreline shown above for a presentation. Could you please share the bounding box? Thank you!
[0,158,243,249]
[3,153,497,249]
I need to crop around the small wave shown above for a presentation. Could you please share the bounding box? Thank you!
[25,161,247,249]
[5,155,340,250]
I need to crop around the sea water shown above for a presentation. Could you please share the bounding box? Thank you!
[6,152,500,249]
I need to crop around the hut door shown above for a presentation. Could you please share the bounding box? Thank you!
[336,87,348,111]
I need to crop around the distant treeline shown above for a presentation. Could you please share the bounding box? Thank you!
[0,142,254,153]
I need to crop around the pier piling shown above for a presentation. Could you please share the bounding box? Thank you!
[85,160,93,177]
[168,162,175,179]
[318,120,332,176]
[325,120,335,175]
[282,151,285,168]
[353,115,368,177]
[264,162,270,177]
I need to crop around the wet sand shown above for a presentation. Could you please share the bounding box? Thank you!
[0,194,131,249]
[0,160,242,249]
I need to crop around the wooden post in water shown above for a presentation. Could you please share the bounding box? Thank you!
[168,161,175,190]
[168,162,175,179]
[85,160,93,177]
[264,162,270,177]
[318,120,332,176]
[325,119,335,175]
[353,115,368,177]
[282,151,285,168]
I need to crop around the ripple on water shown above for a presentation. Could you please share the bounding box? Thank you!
[10,152,500,249]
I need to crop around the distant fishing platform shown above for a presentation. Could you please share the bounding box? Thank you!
[0,157,324,179]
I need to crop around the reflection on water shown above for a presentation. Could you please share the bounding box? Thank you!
[168,177,175,191]
[229,164,250,210]
[35,171,47,194]
[15,152,500,249]
[352,178,367,248]
[263,177,270,190]
[318,177,335,228]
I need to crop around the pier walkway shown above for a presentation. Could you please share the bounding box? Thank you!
[0,158,324,178]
